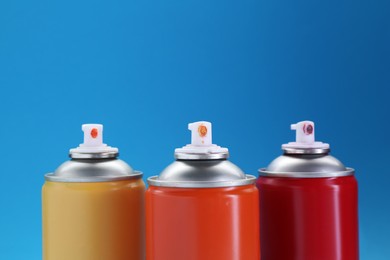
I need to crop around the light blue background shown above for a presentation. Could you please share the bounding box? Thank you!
[0,0,389,259]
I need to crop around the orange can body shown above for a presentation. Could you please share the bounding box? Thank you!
[146,185,260,260]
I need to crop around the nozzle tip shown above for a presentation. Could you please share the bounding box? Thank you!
[188,121,212,146]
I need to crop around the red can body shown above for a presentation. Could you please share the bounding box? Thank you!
[257,175,359,260]
[146,185,260,260]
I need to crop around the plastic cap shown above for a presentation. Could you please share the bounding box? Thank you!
[69,124,118,154]
[282,120,329,149]
[175,121,228,155]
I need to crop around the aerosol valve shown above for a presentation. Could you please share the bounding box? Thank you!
[175,121,228,155]
[282,120,329,150]
[70,124,118,154]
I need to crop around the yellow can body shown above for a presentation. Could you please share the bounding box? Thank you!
[42,178,145,260]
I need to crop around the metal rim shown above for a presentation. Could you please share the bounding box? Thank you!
[282,147,330,155]
[147,174,256,188]
[258,167,355,178]
[174,152,229,160]
[69,151,119,159]
[44,170,143,182]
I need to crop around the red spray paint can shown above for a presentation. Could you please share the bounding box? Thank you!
[257,120,359,260]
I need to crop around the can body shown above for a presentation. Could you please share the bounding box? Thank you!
[42,178,145,260]
[257,175,358,260]
[146,185,260,260]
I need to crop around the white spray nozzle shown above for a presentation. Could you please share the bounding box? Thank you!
[82,124,104,147]
[70,124,118,154]
[188,121,212,146]
[291,121,315,145]
[175,121,228,155]
[282,120,329,150]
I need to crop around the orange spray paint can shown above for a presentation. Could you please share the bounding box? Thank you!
[146,121,260,260]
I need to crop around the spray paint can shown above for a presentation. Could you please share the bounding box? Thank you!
[258,120,359,260]
[146,121,260,260]
[42,124,145,260]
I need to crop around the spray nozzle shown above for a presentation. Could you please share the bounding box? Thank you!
[290,121,315,145]
[69,124,118,155]
[175,121,228,158]
[188,121,212,146]
[282,120,329,150]
[81,124,104,147]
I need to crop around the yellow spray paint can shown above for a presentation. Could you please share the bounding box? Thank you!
[42,124,145,260]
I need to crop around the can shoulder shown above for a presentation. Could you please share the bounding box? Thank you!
[159,160,245,182]
[259,154,354,178]
[148,159,256,188]
[45,158,142,182]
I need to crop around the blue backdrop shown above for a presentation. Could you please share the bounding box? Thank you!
[0,0,389,259]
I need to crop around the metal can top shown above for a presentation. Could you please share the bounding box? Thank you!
[259,120,354,178]
[44,124,142,182]
[45,158,142,182]
[148,159,256,188]
[259,153,354,178]
[149,121,255,188]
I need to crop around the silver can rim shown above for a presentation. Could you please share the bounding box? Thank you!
[282,147,330,155]
[69,151,119,159]
[44,170,143,182]
[147,174,257,188]
[174,152,229,160]
[258,167,355,178]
